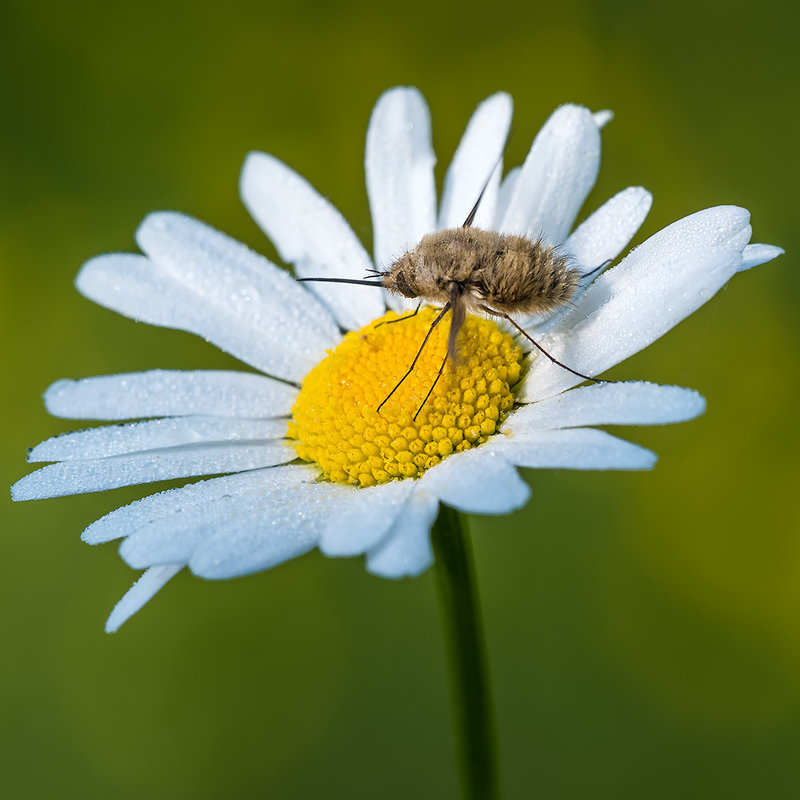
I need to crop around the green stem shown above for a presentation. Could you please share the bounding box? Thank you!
[432,504,499,800]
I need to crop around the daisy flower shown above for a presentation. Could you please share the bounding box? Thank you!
[12,88,782,633]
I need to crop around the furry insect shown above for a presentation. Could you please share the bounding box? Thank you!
[299,183,602,418]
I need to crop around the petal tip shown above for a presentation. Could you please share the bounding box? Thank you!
[689,391,707,419]
[593,109,614,128]
[738,243,785,271]
[482,90,513,117]
[365,558,431,580]
[377,85,425,104]
[43,378,76,417]
[239,150,272,188]
[9,476,30,502]
[74,254,103,294]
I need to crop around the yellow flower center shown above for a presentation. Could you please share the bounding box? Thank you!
[287,307,524,486]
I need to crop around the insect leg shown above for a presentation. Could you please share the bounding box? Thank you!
[377,303,452,413]
[412,287,462,417]
[413,352,448,421]
[582,258,613,280]
[479,305,604,384]
[374,302,422,328]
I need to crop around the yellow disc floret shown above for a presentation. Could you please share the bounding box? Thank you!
[288,307,524,486]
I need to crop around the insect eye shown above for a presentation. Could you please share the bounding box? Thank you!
[394,270,415,297]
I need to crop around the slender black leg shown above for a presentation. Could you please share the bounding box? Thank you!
[414,352,448,421]
[582,258,613,280]
[374,302,422,328]
[377,304,452,413]
[479,305,604,384]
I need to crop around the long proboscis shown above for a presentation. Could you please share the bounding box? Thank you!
[296,276,384,287]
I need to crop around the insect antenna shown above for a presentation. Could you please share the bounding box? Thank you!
[479,305,605,385]
[377,303,451,413]
[296,276,384,287]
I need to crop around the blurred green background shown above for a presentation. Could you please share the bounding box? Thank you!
[2,0,798,797]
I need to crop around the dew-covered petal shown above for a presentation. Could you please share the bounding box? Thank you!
[565,187,653,274]
[44,370,297,421]
[11,442,294,500]
[420,449,530,515]
[366,488,439,579]
[188,478,356,579]
[498,104,601,244]
[119,466,316,568]
[240,153,384,330]
[82,467,316,545]
[366,87,437,311]
[522,248,743,401]
[137,211,340,343]
[105,564,182,633]
[510,382,705,433]
[318,479,415,557]
[608,204,752,273]
[560,205,753,325]
[522,207,752,400]
[438,92,512,230]
[28,416,288,463]
[738,243,784,272]
[79,251,326,384]
[494,166,520,226]
[488,427,657,471]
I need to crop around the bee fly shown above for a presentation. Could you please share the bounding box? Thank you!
[299,170,606,419]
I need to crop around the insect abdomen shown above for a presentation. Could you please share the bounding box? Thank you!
[477,235,578,317]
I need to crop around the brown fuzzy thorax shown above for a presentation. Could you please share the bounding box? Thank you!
[382,227,579,317]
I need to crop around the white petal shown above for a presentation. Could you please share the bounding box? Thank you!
[420,449,530,515]
[494,166,520,226]
[82,466,316,545]
[366,488,439,579]
[105,564,182,633]
[560,205,752,325]
[509,382,705,433]
[499,104,601,243]
[77,251,323,384]
[593,110,614,129]
[11,442,294,500]
[44,370,297,421]
[487,427,657,470]
[318,479,415,556]
[188,479,356,579]
[28,416,288,462]
[526,187,652,337]
[240,153,384,330]
[438,93,512,229]
[565,187,653,273]
[365,87,437,312]
[119,466,316,568]
[738,243,784,272]
[627,204,751,263]
[522,207,752,400]
[137,211,339,342]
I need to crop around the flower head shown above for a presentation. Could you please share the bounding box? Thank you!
[12,88,782,632]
